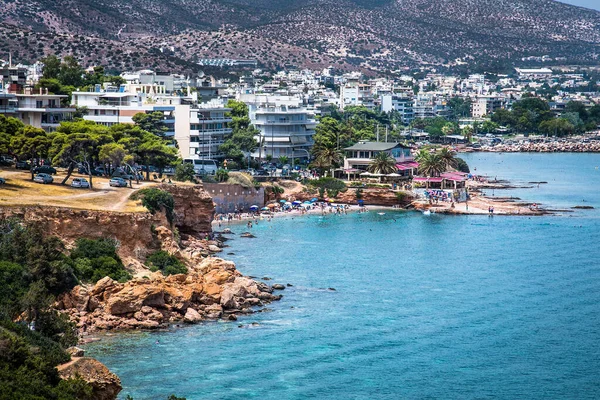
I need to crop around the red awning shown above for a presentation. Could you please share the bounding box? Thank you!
[396,161,419,171]
[413,176,443,183]
[440,172,467,181]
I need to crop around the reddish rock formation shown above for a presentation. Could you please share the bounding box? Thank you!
[58,357,122,400]
[55,257,281,334]
[295,188,415,207]
[157,183,215,234]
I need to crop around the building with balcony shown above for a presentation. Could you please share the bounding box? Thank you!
[343,141,415,177]
[471,96,506,118]
[240,94,316,163]
[0,88,74,132]
[174,103,232,160]
[72,88,231,160]
[380,94,414,124]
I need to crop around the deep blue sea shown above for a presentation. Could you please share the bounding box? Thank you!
[85,153,600,399]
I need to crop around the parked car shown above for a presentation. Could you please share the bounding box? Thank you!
[33,173,53,184]
[109,177,128,187]
[0,177,6,184]
[15,161,31,170]
[34,165,57,175]
[71,178,90,188]
[78,166,103,176]
[0,157,13,166]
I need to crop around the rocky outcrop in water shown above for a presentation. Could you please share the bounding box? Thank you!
[55,257,281,334]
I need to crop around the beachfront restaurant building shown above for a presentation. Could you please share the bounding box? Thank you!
[342,141,417,179]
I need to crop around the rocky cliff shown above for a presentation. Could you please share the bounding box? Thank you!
[58,357,122,400]
[0,183,216,264]
[156,183,215,235]
[56,257,282,333]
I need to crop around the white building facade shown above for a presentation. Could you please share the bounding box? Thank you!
[240,94,316,162]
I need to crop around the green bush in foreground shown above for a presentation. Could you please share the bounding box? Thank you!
[146,251,187,276]
[0,316,93,400]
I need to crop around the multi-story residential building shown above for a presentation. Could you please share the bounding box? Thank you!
[0,86,74,132]
[380,94,414,124]
[174,103,232,160]
[340,82,375,110]
[15,91,73,132]
[72,87,231,160]
[471,96,506,118]
[240,94,316,163]
[0,64,27,93]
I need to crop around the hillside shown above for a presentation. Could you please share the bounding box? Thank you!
[2,0,600,72]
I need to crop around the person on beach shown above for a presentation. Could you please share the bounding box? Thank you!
[465,201,469,211]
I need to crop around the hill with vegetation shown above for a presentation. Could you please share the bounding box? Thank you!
[2,0,600,72]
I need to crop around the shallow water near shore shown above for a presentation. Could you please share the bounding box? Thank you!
[86,153,600,399]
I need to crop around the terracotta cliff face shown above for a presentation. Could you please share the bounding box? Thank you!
[55,257,282,333]
[0,184,216,262]
[295,188,415,207]
[157,183,215,234]
[0,206,166,261]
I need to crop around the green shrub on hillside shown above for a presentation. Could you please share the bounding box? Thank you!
[132,188,175,223]
[174,163,196,182]
[308,177,347,198]
[71,238,131,283]
[145,251,187,276]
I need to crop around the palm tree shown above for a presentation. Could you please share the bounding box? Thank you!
[314,147,342,176]
[414,148,431,164]
[418,152,445,177]
[367,152,397,174]
[438,147,457,170]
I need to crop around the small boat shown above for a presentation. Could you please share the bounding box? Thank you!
[422,210,431,216]
[377,212,385,216]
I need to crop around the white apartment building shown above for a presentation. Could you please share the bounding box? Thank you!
[340,81,375,110]
[380,94,414,124]
[0,86,74,132]
[72,87,231,160]
[240,94,316,162]
[471,96,506,118]
[174,103,232,160]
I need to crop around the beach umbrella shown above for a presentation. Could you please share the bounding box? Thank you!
[303,200,312,204]
[285,201,292,205]
[292,201,302,205]
[279,199,287,203]
[310,198,318,202]
[249,205,258,210]
[261,207,270,211]
[266,203,277,208]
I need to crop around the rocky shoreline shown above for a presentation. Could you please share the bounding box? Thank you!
[473,140,600,153]
[56,257,283,335]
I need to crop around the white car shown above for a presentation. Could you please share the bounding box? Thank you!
[33,173,53,184]
[71,177,90,188]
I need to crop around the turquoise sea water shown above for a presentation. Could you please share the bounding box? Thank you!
[86,153,600,399]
